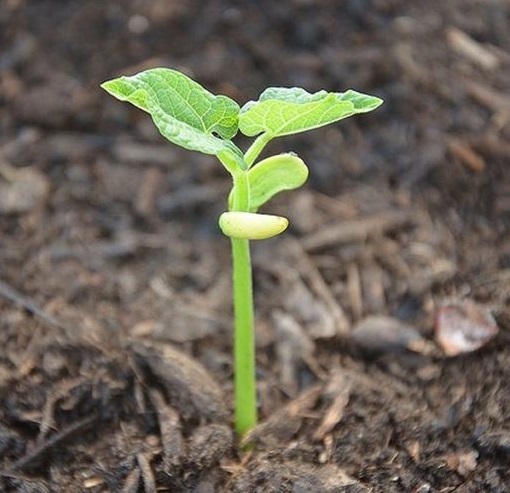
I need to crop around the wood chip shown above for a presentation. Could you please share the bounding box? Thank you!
[273,309,314,395]
[135,166,162,218]
[302,210,414,252]
[463,80,510,114]
[120,468,141,493]
[360,263,387,315]
[347,263,363,320]
[283,275,337,339]
[313,371,352,440]
[286,239,350,336]
[149,390,184,470]
[447,138,486,173]
[83,476,105,489]
[447,27,499,70]
[137,453,157,493]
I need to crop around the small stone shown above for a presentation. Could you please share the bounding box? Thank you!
[435,300,498,356]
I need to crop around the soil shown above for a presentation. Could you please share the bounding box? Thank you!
[1,1,509,492]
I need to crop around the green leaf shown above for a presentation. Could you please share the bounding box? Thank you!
[101,68,241,156]
[239,87,383,138]
[247,153,309,211]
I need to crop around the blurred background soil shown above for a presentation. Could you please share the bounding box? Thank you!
[0,1,509,492]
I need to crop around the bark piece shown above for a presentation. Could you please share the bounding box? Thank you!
[187,424,233,470]
[134,342,228,422]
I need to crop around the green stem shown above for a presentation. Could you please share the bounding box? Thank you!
[231,237,257,437]
[229,164,256,436]
[231,170,250,211]
[223,154,259,438]
[244,132,272,168]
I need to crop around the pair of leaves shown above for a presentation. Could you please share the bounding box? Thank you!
[102,68,382,161]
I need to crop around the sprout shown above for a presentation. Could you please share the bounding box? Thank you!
[101,68,383,437]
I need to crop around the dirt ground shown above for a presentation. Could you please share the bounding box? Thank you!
[1,1,509,492]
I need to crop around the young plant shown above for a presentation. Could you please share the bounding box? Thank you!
[101,68,382,437]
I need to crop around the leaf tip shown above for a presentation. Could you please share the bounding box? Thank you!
[100,79,117,95]
[370,95,384,110]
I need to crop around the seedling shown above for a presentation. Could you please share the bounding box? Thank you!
[101,68,382,437]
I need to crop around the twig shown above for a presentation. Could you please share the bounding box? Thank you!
[10,414,98,471]
[347,263,363,320]
[136,453,157,493]
[447,138,486,173]
[0,278,67,331]
[120,468,141,493]
[37,378,88,442]
[289,238,350,335]
[313,372,352,440]
[149,390,183,470]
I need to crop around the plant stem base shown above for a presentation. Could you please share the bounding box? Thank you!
[231,237,257,436]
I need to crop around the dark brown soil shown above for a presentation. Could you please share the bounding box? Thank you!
[1,1,509,492]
